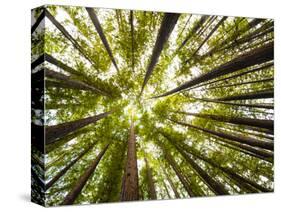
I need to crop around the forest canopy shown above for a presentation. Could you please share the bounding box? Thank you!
[31,5,274,207]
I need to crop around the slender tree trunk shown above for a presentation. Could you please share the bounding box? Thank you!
[121,119,139,201]
[144,158,157,200]
[46,142,96,190]
[178,15,208,51]
[168,118,273,151]
[163,169,180,198]
[186,62,273,92]
[172,111,273,131]
[61,143,110,205]
[31,10,45,34]
[192,96,274,110]
[216,89,273,101]
[154,42,273,98]
[163,148,195,197]
[163,182,172,199]
[140,13,180,95]
[130,10,135,72]
[45,9,98,69]
[45,110,114,145]
[86,8,119,72]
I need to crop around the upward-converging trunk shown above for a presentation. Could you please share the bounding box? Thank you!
[45,110,114,145]
[120,119,139,201]
[140,13,180,95]
[172,111,273,131]
[46,142,96,190]
[86,8,119,72]
[162,168,180,198]
[144,158,157,200]
[216,89,274,101]
[154,42,273,98]
[168,118,273,151]
[61,143,110,205]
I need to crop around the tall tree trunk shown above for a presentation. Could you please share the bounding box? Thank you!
[178,15,208,51]
[163,182,172,199]
[130,10,135,72]
[191,96,274,110]
[45,110,114,145]
[144,158,157,200]
[172,111,273,131]
[86,8,119,72]
[154,42,273,98]
[45,68,108,95]
[45,9,98,69]
[140,13,180,95]
[120,119,139,201]
[162,147,195,197]
[186,62,273,92]
[46,142,96,190]
[163,168,180,198]
[61,143,110,205]
[216,89,273,101]
[31,10,45,34]
[168,118,273,151]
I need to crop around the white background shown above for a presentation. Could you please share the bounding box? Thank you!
[0,0,279,211]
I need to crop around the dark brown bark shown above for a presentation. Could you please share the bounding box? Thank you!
[163,168,180,198]
[45,68,108,95]
[178,15,208,51]
[46,142,96,190]
[185,17,227,64]
[216,89,273,101]
[31,10,45,34]
[168,118,273,151]
[45,10,98,69]
[163,148,195,197]
[186,62,273,91]
[173,111,273,131]
[192,96,274,110]
[140,13,180,95]
[45,110,114,145]
[208,78,273,90]
[121,119,139,201]
[86,8,119,72]
[144,158,157,200]
[163,182,172,199]
[154,42,273,98]
[62,143,110,205]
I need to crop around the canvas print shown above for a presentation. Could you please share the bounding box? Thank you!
[31,5,274,207]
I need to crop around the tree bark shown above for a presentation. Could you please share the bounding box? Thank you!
[46,142,96,190]
[168,118,273,151]
[144,158,157,200]
[154,42,273,98]
[45,110,114,145]
[86,8,119,72]
[31,10,45,34]
[140,13,180,95]
[163,168,180,198]
[61,143,110,205]
[120,119,139,201]
[216,89,273,101]
[173,111,273,131]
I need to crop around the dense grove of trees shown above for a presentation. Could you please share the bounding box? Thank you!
[31,5,274,207]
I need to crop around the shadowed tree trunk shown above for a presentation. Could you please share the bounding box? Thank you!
[163,182,172,199]
[177,15,208,51]
[144,158,157,200]
[208,78,273,90]
[168,118,273,151]
[45,68,108,95]
[130,10,135,72]
[31,10,45,34]
[45,9,98,69]
[86,8,119,72]
[140,13,180,95]
[191,96,274,110]
[216,89,273,101]
[154,42,273,98]
[162,147,195,197]
[162,168,180,198]
[61,143,110,205]
[171,111,273,130]
[121,119,139,201]
[185,62,273,91]
[46,142,96,190]
[45,110,114,145]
